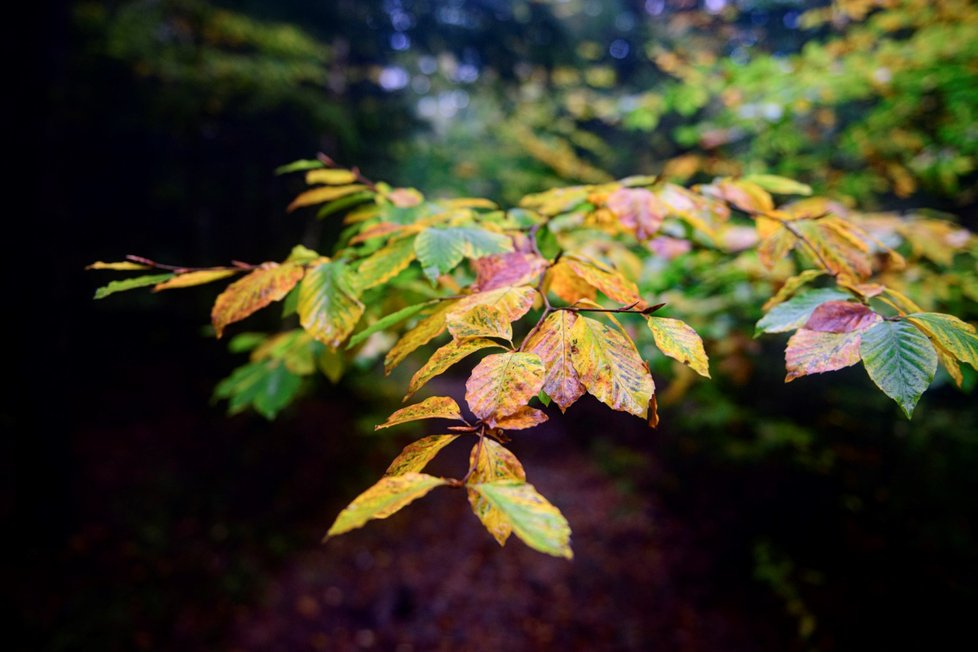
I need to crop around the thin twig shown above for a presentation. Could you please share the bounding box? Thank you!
[317,152,379,192]
[125,255,256,273]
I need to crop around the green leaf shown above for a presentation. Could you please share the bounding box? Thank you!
[414,227,513,281]
[466,440,527,545]
[227,332,266,353]
[905,312,978,371]
[298,260,365,348]
[214,361,303,420]
[860,320,938,418]
[742,174,812,196]
[285,244,321,264]
[755,288,851,336]
[537,390,552,407]
[94,273,175,299]
[275,159,324,175]
[347,302,433,350]
[316,190,375,220]
[470,481,573,558]
[325,473,448,539]
[385,435,459,476]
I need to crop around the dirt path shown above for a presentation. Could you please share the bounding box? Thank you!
[228,424,779,651]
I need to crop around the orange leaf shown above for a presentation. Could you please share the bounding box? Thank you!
[523,310,587,412]
[211,263,304,338]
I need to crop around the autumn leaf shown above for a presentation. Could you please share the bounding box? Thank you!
[523,310,587,412]
[570,315,655,418]
[646,316,711,378]
[465,352,545,422]
[743,174,812,196]
[288,184,369,212]
[547,261,596,304]
[470,481,572,558]
[905,312,978,371]
[605,187,666,239]
[385,435,459,476]
[211,264,305,337]
[414,226,513,281]
[448,285,538,326]
[563,256,647,308]
[405,338,506,400]
[490,407,549,430]
[755,288,851,335]
[298,260,365,348]
[467,439,527,545]
[375,396,463,430]
[860,320,938,418]
[306,168,357,185]
[471,251,548,292]
[153,269,238,291]
[784,329,863,382]
[325,473,448,539]
[87,260,151,271]
[384,300,458,374]
[354,236,417,292]
[803,301,882,333]
[446,305,513,341]
[793,218,872,281]
[757,224,797,270]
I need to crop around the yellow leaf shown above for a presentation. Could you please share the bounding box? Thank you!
[405,338,505,400]
[448,285,538,325]
[384,300,458,374]
[563,255,647,308]
[325,473,447,539]
[546,261,596,304]
[86,261,151,270]
[490,406,549,430]
[466,439,527,545]
[446,305,513,341]
[647,316,711,378]
[465,352,545,422]
[305,168,358,185]
[211,263,305,338]
[375,396,462,430]
[523,310,587,412]
[154,269,238,291]
[385,435,459,476]
[757,224,797,270]
[470,481,573,558]
[794,218,872,281]
[570,315,655,418]
[288,184,368,212]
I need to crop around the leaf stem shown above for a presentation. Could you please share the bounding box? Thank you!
[459,427,486,485]
[124,255,256,273]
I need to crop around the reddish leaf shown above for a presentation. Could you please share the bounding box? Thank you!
[804,301,881,333]
[784,329,862,382]
[471,251,548,292]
